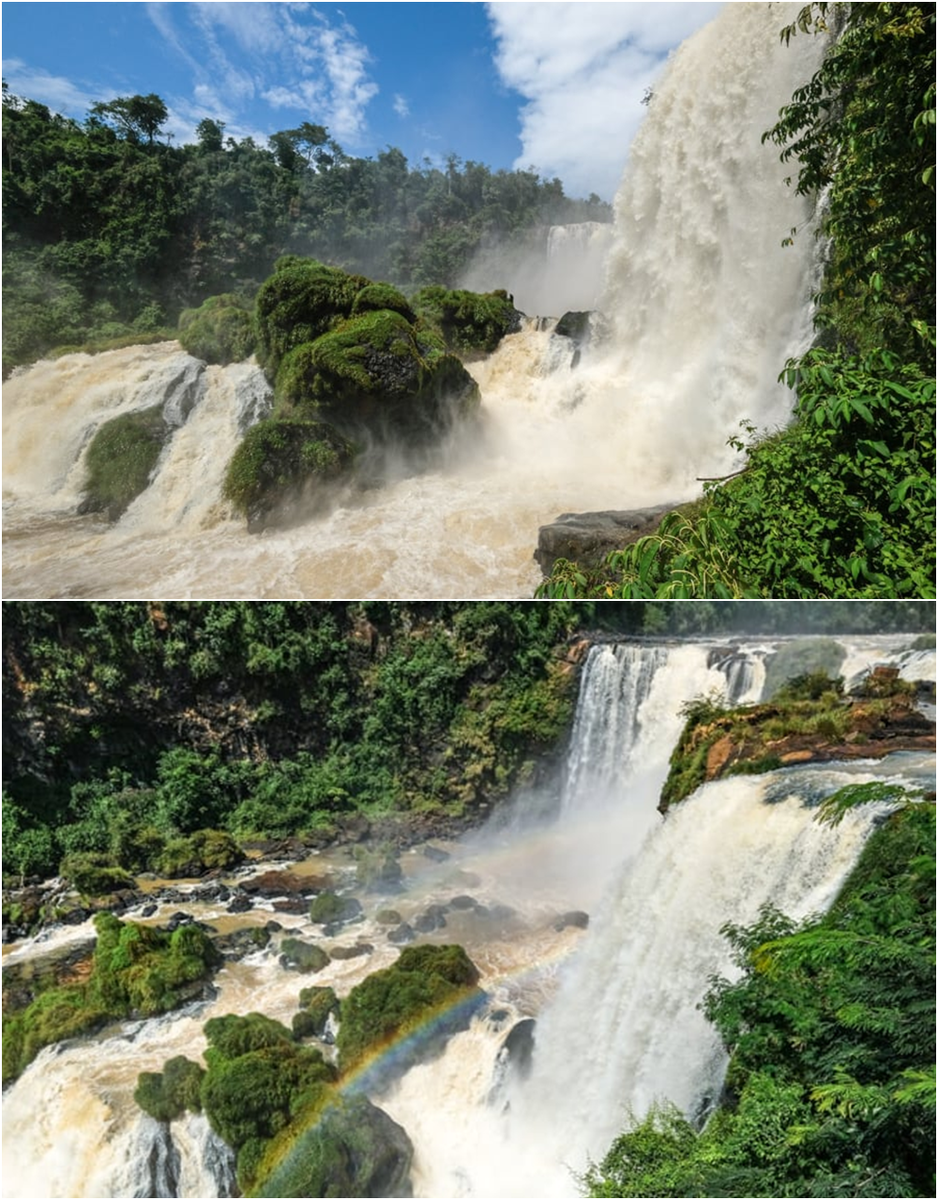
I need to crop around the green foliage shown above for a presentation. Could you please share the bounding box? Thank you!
[2,913,219,1084]
[308,891,360,924]
[293,986,340,1039]
[411,285,519,354]
[82,405,166,520]
[588,802,936,1197]
[336,943,481,1073]
[134,1055,205,1121]
[222,418,353,524]
[177,293,256,364]
[58,852,136,897]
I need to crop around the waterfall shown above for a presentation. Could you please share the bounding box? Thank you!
[3,4,827,599]
[1,636,932,1198]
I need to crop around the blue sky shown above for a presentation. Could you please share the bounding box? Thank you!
[2,1,723,200]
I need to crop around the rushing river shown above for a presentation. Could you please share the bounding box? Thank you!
[2,4,825,599]
[2,633,933,1198]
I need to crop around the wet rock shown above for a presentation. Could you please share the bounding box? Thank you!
[553,911,589,931]
[413,905,448,932]
[279,937,329,974]
[535,505,675,576]
[421,845,450,863]
[329,943,374,960]
[448,894,478,911]
[271,896,310,915]
[309,892,363,925]
[387,922,416,945]
[226,894,254,914]
[212,925,271,960]
[241,870,329,897]
[375,909,403,925]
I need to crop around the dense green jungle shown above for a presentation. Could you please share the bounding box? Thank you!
[539,2,936,600]
[2,599,935,1198]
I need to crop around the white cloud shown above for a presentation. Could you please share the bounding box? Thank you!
[0,59,99,116]
[148,1,379,147]
[486,1,723,198]
[393,94,410,119]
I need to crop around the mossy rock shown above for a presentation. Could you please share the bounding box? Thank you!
[255,259,368,377]
[59,852,136,898]
[294,986,340,1039]
[253,1093,413,1198]
[80,404,166,519]
[178,294,256,365]
[309,891,362,925]
[412,285,521,355]
[222,418,354,530]
[279,937,329,974]
[274,308,479,438]
[154,828,244,878]
[135,1055,205,1121]
[336,942,482,1076]
[351,282,416,322]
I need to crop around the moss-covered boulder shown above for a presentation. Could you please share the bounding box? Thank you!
[198,1012,338,1191]
[153,828,244,878]
[222,418,354,530]
[59,852,137,898]
[279,937,329,974]
[293,986,340,1040]
[309,890,363,925]
[254,1093,413,1198]
[412,285,521,354]
[135,1054,205,1121]
[254,259,368,377]
[336,942,483,1077]
[3,913,221,1085]
[761,639,846,699]
[274,308,479,437]
[80,405,166,519]
[178,294,256,365]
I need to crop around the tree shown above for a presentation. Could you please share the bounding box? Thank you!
[88,93,168,145]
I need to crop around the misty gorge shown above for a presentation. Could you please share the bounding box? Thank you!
[2,3,844,599]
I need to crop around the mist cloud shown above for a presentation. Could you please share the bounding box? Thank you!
[486,1,722,199]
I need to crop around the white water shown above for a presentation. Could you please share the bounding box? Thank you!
[2,3,825,599]
[2,634,931,1198]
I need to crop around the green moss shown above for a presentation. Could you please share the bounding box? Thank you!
[2,913,220,1085]
[336,942,481,1074]
[293,986,339,1039]
[135,1055,205,1121]
[59,852,136,898]
[351,282,416,322]
[254,259,367,377]
[154,828,244,877]
[178,294,256,364]
[222,418,354,527]
[279,937,329,974]
[411,285,519,355]
[82,404,166,519]
[308,891,361,924]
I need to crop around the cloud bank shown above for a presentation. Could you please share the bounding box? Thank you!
[486,1,722,199]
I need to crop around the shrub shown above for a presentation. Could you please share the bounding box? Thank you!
[177,294,256,364]
[81,405,166,519]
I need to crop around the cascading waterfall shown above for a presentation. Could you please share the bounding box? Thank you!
[3,3,826,599]
[1,635,932,1198]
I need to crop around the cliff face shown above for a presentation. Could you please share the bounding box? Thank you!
[659,670,936,813]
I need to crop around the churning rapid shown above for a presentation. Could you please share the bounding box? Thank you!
[2,4,826,599]
[2,634,933,1199]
